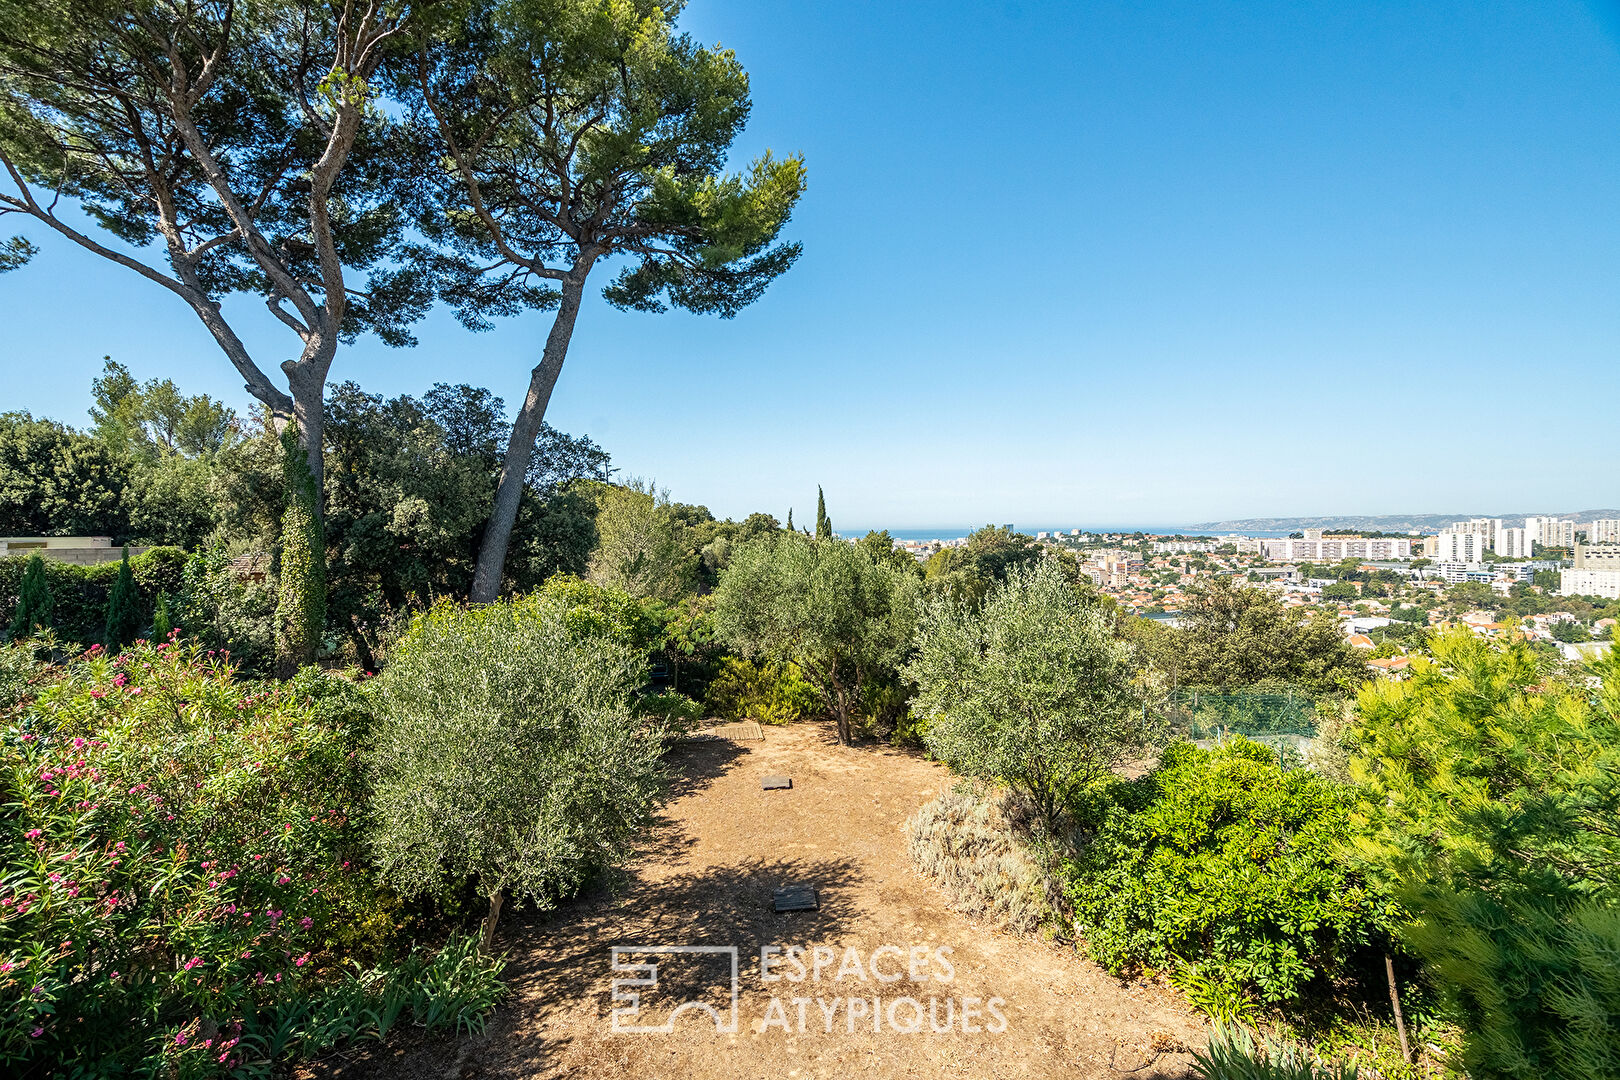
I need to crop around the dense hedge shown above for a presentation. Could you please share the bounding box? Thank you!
[0,548,187,646]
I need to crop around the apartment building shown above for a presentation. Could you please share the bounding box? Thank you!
[1259,529,1413,562]
[1561,569,1620,600]
[1494,527,1531,559]
[1574,543,1620,571]
[1526,516,1576,549]
[1588,519,1620,543]
[1432,530,1489,564]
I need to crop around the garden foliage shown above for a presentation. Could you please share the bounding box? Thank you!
[0,638,503,1076]
[1349,632,1620,1080]
[371,590,666,949]
[703,656,820,724]
[1,546,187,647]
[909,560,1150,828]
[1066,739,1396,1010]
[905,785,1051,934]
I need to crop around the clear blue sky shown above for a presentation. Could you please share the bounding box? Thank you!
[4,0,1619,530]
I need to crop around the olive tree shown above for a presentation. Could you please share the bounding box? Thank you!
[906,560,1152,829]
[712,532,917,745]
[405,0,806,601]
[371,591,665,950]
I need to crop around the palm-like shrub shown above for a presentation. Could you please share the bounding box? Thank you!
[371,591,666,949]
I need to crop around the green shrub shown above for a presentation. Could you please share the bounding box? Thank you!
[5,555,51,642]
[1194,1023,1359,1080]
[703,656,821,724]
[0,547,187,647]
[908,560,1150,829]
[905,785,1051,933]
[1065,739,1396,1010]
[274,429,326,676]
[371,591,667,950]
[103,547,141,649]
[633,690,705,738]
[1350,632,1620,1080]
[171,548,277,676]
[0,639,416,1075]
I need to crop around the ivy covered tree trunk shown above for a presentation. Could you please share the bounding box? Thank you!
[275,428,327,677]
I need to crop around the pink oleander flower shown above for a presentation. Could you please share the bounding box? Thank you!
[294,953,310,967]
[24,829,41,840]
[112,674,126,688]
[183,957,203,971]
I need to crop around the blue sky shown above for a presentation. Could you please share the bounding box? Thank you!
[4,0,1619,530]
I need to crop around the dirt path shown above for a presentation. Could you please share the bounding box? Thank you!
[318,722,1205,1079]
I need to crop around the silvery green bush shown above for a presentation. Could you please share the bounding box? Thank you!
[906,560,1152,829]
[371,592,666,949]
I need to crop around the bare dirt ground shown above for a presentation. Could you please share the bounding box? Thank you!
[306,722,1206,1079]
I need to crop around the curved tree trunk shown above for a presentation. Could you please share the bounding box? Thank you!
[470,273,589,603]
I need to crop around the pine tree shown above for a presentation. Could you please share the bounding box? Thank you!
[104,547,143,649]
[815,486,832,541]
[6,554,52,641]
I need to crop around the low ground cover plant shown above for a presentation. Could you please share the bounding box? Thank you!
[905,785,1052,934]
[1066,738,1397,1013]
[0,637,502,1076]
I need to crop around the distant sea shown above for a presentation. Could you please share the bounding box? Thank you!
[856,526,1302,543]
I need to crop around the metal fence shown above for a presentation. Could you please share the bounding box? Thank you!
[1158,686,1323,741]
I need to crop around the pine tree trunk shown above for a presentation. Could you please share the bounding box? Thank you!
[471,274,589,603]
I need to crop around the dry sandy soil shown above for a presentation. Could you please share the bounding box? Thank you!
[304,722,1206,1079]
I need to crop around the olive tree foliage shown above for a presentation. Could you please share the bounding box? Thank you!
[371,592,666,950]
[713,532,917,745]
[0,0,433,509]
[402,0,807,601]
[906,560,1152,830]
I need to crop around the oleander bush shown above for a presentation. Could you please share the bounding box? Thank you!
[1065,739,1397,1011]
[0,637,501,1077]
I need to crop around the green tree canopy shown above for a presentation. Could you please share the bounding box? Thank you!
[403,0,806,601]
[907,560,1149,828]
[1155,577,1363,696]
[713,531,917,744]
[1350,632,1620,1080]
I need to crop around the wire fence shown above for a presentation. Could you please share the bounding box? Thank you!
[1158,686,1325,741]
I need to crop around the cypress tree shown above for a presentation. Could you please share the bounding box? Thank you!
[786,508,794,532]
[152,594,173,640]
[104,546,142,649]
[815,486,832,541]
[275,427,327,677]
[6,554,52,641]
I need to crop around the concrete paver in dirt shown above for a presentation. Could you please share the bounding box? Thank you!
[302,723,1205,1080]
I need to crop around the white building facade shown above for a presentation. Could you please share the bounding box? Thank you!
[1560,569,1620,600]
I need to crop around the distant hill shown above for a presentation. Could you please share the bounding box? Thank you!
[1188,510,1620,533]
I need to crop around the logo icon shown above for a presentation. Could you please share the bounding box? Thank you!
[610,946,740,1034]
